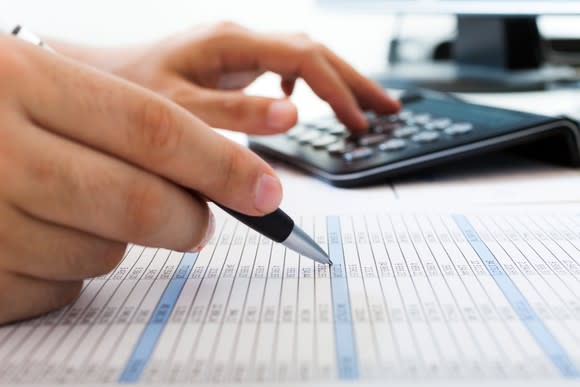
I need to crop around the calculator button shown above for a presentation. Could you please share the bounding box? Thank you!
[379,138,407,152]
[343,147,374,162]
[326,140,355,155]
[445,122,474,136]
[372,122,402,134]
[412,131,440,143]
[410,113,431,126]
[296,130,322,144]
[326,123,348,135]
[398,110,414,121]
[311,134,339,148]
[424,118,452,131]
[359,133,388,147]
[394,126,420,138]
[287,126,306,139]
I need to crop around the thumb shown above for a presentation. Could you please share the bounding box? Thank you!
[178,88,298,134]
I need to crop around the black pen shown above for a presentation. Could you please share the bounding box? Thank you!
[217,205,332,265]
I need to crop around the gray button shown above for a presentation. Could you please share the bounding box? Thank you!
[359,133,388,147]
[394,126,420,138]
[379,138,407,152]
[326,140,355,155]
[412,131,440,143]
[410,113,431,126]
[327,123,348,135]
[445,122,474,136]
[343,147,374,162]
[398,110,413,121]
[424,118,452,131]
[296,130,322,144]
[311,134,339,148]
[287,126,306,139]
[372,122,402,134]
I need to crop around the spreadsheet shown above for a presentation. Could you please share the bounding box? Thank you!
[1,210,580,384]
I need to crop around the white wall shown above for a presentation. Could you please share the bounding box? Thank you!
[2,1,579,75]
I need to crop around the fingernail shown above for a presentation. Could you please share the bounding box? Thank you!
[254,173,282,213]
[189,210,215,252]
[267,99,297,131]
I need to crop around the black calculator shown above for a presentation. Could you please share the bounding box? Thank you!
[249,92,580,187]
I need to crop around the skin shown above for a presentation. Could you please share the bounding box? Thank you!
[0,22,399,324]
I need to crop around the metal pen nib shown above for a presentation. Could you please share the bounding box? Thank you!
[282,225,332,265]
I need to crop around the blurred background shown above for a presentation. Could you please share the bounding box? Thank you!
[3,0,579,77]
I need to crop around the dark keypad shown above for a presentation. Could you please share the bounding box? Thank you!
[286,109,477,161]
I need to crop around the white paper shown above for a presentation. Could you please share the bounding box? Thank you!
[1,207,580,385]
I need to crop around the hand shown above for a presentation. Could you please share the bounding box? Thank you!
[0,37,282,324]
[59,22,400,134]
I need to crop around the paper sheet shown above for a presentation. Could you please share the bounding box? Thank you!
[1,208,580,385]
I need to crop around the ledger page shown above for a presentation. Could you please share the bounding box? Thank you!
[1,208,580,385]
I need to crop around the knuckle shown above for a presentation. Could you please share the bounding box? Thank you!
[218,142,245,190]
[123,180,168,239]
[135,97,182,163]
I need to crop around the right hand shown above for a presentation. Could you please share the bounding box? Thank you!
[0,36,282,324]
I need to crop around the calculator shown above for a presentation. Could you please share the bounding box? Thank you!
[249,91,580,187]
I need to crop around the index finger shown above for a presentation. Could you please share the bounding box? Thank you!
[14,38,282,217]
[211,29,399,129]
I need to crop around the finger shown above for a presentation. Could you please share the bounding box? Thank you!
[322,47,401,114]
[0,202,127,281]
[255,38,368,130]
[0,271,82,324]
[15,40,282,216]
[4,120,211,253]
[201,31,368,130]
[175,86,297,134]
[216,70,264,90]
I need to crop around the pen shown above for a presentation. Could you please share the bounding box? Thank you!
[218,205,332,265]
[6,24,332,265]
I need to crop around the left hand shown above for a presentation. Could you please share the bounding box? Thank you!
[61,22,400,134]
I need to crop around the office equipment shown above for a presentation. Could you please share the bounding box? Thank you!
[249,91,580,187]
[1,207,580,384]
[320,0,580,91]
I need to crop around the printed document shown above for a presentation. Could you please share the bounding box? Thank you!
[1,208,580,384]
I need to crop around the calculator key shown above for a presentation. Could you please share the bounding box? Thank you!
[296,130,322,144]
[410,113,431,126]
[287,126,306,139]
[412,131,440,143]
[424,118,452,131]
[359,133,388,147]
[444,122,474,136]
[398,110,414,121]
[343,147,374,162]
[327,123,348,135]
[394,125,420,138]
[372,122,402,134]
[326,140,355,155]
[379,138,407,152]
[311,134,339,148]
[383,114,402,124]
